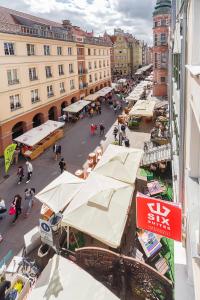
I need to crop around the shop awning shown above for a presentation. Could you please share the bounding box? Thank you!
[129,100,156,117]
[135,64,153,75]
[93,144,143,185]
[14,120,64,147]
[35,171,84,213]
[62,172,133,248]
[96,87,113,96]
[29,255,119,300]
[63,100,90,114]
[84,93,100,101]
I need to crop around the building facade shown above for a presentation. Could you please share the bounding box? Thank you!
[153,0,171,97]
[170,0,200,299]
[0,6,111,155]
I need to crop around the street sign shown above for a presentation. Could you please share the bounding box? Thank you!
[39,219,53,246]
[136,193,182,241]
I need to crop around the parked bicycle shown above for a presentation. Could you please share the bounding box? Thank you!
[17,257,40,285]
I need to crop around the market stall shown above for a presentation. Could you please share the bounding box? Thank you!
[14,120,64,160]
[93,144,143,185]
[84,93,100,102]
[63,100,91,121]
[28,255,119,300]
[129,100,156,118]
[96,87,113,97]
[62,172,133,249]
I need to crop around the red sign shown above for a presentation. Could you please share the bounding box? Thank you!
[136,193,182,241]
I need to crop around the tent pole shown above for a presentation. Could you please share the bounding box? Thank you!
[67,226,70,249]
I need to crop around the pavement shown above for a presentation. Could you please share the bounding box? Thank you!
[0,94,153,261]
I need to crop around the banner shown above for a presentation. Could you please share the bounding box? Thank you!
[136,193,182,241]
[4,143,17,173]
[39,219,53,247]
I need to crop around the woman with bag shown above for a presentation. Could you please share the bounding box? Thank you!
[11,195,22,224]
[24,188,35,216]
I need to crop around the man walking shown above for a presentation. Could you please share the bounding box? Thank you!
[113,126,118,141]
[26,161,33,183]
[12,194,22,224]
[59,158,66,173]
[99,123,105,136]
[24,188,35,216]
[17,166,24,184]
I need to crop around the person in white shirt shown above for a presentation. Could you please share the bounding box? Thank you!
[25,161,33,183]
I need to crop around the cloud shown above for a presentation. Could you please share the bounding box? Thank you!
[0,0,157,44]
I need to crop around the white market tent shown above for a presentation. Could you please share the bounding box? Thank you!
[117,78,127,84]
[62,172,133,248]
[93,144,143,185]
[84,93,100,101]
[29,255,119,300]
[35,171,84,213]
[129,100,156,117]
[96,87,113,97]
[135,64,153,75]
[14,120,64,147]
[126,80,151,102]
[63,100,90,114]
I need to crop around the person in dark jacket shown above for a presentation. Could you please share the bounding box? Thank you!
[0,280,11,300]
[59,158,66,173]
[17,166,24,185]
[12,194,22,224]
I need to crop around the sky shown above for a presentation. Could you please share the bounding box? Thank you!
[0,0,157,45]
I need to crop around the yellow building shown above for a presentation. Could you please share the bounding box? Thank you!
[0,6,111,155]
[132,39,143,72]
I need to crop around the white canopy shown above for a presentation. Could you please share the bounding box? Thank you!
[126,80,151,102]
[117,78,127,84]
[129,100,156,117]
[62,172,133,248]
[14,120,64,147]
[135,64,152,75]
[29,255,119,300]
[93,144,143,185]
[96,87,113,97]
[84,93,100,101]
[35,171,84,213]
[63,100,90,114]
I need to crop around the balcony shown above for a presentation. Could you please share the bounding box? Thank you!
[8,79,20,85]
[79,83,88,90]
[10,102,22,111]
[78,69,88,75]
[59,71,64,76]
[30,76,38,81]
[31,97,40,104]
[46,73,53,78]
[48,92,54,98]
[60,89,65,94]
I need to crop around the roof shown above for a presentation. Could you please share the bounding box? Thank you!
[29,255,119,300]
[153,0,171,16]
[129,100,156,117]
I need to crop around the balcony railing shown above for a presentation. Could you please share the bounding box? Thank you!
[30,76,38,81]
[31,97,40,104]
[78,69,88,75]
[59,71,64,76]
[79,83,88,89]
[10,102,22,111]
[46,73,53,78]
[48,92,54,98]
[8,79,20,85]
[60,89,65,93]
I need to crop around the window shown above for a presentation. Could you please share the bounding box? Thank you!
[160,77,166,83]
[60,82,65,93]
[45,66,52,78]
[94,73,97,81]
[99,72,102,79]
[103,49,105,55]
[94,49,96,56]
[27,44,35,56]
[107,70,109,76]
[99,61,102,68]
[7,69,19,85]
[107,50,109,55]
[107,60,109,66]
[29,68,38,81]
[154,21,158,27]
[44,45,50,55]
[70,79,75,90]
[94,61,97,69]
[154,34,158,46]
[161,19,166,26]
[173,53,180,90]
[161,52,167,68]
[88,62,92,70]
[47,85,54,97]
[89,74,92,83]
[77,48,84,56]
[104,71,106,78]
[69,63,74,74]
[154,53,158,68]
[68,47,72,55]
[31,89,39,103]
[88,48,91,55]
[4,42,15,55]
[99,49,101,55]
[57,46,62,55]
[103,60,105,67]
[58,64,64,76]
[10,94,21,111]
[160,33,167,45]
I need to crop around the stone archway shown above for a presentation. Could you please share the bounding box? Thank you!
[90,89,94,94]
[32,113,44,128]
[100,84,103,89]
[48,106,58,121]
[12,121,27,140]
[61,101,68,114]
[104,82,107,87]
[71,97,77,104]
[95,86,99,92]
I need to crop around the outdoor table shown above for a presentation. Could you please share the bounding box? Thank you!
[147,180,165,196]
[137,230,162,259]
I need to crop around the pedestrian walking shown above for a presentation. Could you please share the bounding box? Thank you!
[113,126,118,141]
[17,166,24,184]
[59,158,66,173]
[113,104,117,114]
[26,161,33,183]
[99,123,105,136]
[0,198,7,220]
[24,188,35,216]
[12,194,22,224]
[90,124,95,135]
[53,143,60,161]
[13,147,20,165]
